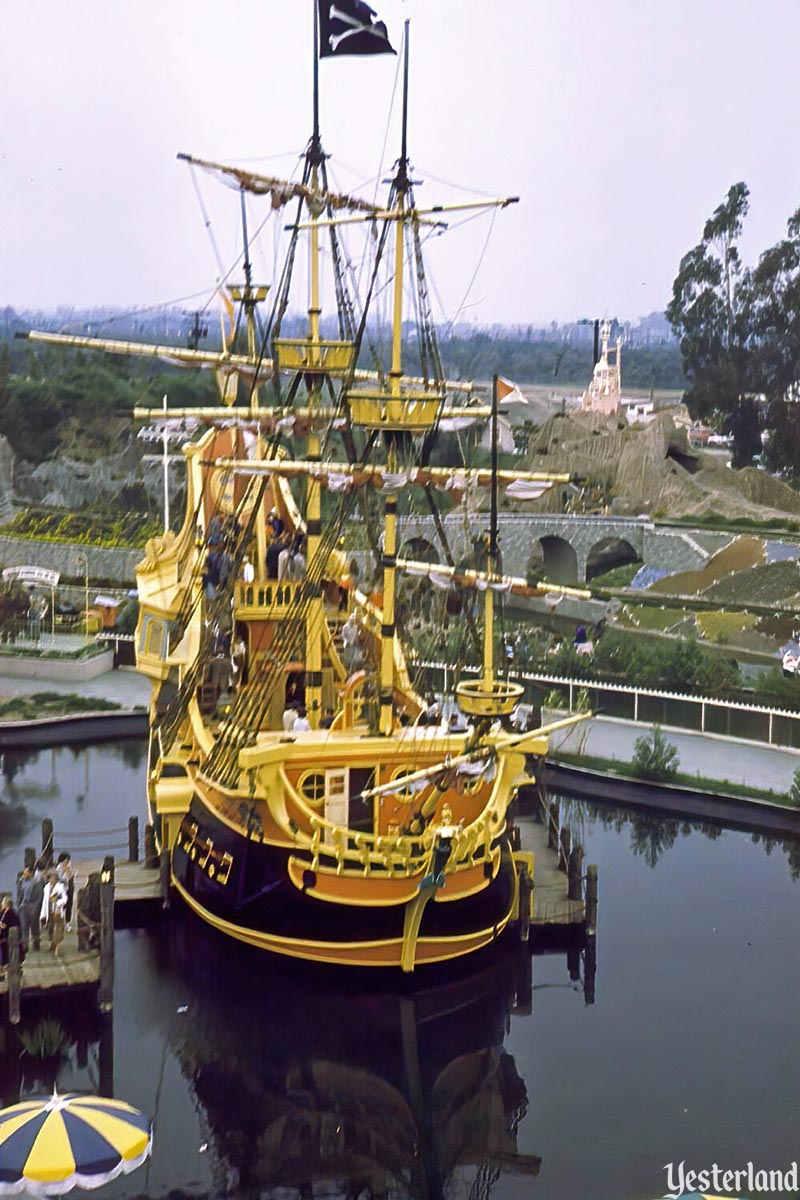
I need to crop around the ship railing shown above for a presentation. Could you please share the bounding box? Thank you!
[234,580,304,617]
[306,821,432,877]
[279,766,501,878]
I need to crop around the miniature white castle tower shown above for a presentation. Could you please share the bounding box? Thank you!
[581,320,622,415]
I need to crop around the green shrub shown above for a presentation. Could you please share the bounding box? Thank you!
[790,768,800,807]
[632,725,680,782]
[0,692,120,721]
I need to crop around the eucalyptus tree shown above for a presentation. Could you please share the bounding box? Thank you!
[667,182,760,467]
[750,208,800,476]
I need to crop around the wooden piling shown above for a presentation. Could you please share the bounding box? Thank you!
[547,801,559,850]
[568,844,584,902]
[41,819,53,868]
[585,863,598,935]
[567,945,581,982]
[559,826,571,872]
[78,872,101,951]
[98,1015,114,1098]
[128,816,139,863]
[512,943,533,1015]
[7,930,20,1026]
[159,850,171,909]
[0,1020,21,1106]
[583,937,597,1006]
[23,847,35,871]
[144,823,158,869]
[517,866,533,943]
[98,856,114,1014]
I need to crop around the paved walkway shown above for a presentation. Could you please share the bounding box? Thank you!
[551,715,800,795]
[2,663,798,795]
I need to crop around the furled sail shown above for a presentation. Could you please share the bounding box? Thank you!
[178,153,381,215]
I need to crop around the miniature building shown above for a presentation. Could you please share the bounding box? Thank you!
[581,321,622,416]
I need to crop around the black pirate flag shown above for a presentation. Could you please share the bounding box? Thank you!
[318,0,396,57]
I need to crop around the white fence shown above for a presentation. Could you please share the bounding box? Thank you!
[415,659,800,750]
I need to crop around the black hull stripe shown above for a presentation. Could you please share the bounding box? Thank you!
[173,796,515,947]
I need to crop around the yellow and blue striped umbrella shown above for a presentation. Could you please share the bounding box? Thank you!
[0,1091,152,1195]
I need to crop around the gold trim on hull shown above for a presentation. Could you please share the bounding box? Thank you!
[172,874,516,971]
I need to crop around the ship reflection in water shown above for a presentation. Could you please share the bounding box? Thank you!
[161,913,593,1198]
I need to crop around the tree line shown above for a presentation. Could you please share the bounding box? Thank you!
[0,332,686,470]
[667,182,800,473]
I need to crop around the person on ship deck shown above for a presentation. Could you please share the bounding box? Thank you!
[266,509,287,579]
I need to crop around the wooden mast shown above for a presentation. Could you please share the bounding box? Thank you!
[304,0,326,728]
[482,373,499,691]
[378,19,411,737]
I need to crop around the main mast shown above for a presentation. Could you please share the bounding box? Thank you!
[378,19,412,736]
[303,2,325,727]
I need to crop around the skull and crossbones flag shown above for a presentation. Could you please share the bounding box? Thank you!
[318,0,396,57]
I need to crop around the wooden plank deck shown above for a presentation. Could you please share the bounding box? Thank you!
[0,861,160,1003]
[517,815,586,926]
[0,932,99,997]
[75,859,161,906]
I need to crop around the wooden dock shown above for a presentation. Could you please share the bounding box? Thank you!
[75,859,161,909]
[1,837,162,1021]
[517,814,586,927]
[0,932,99,998]
[513,782,599,942]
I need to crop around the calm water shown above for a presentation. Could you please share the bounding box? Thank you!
[0,744,799,1200]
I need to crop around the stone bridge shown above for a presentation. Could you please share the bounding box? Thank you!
[396,514,709,584]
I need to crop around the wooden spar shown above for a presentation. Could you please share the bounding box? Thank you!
[360,711,592,803]
[288,196,520,231]
[213,458,569,485]
[19,329,263,370]
[177,153,381,215]
[394,557,592,600]
[133,401,481,424]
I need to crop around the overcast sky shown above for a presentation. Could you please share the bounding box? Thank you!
[3,0,800,328]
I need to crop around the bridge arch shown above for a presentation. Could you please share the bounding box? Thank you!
[398,536,439,564]
[527,536,579,586]
[585,536,641,583]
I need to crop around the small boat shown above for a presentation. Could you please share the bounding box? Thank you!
[24,3,583,970]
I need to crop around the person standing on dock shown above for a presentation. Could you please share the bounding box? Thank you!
[16,866,43,952]
[0,894,23,967]
[56,853,75,932]
[41,871,67,955]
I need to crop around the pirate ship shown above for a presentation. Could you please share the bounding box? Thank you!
[24,3,585,970]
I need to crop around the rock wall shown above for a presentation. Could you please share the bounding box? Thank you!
[15,442,183,513]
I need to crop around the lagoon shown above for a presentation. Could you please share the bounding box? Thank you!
[0,745,797,1200]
